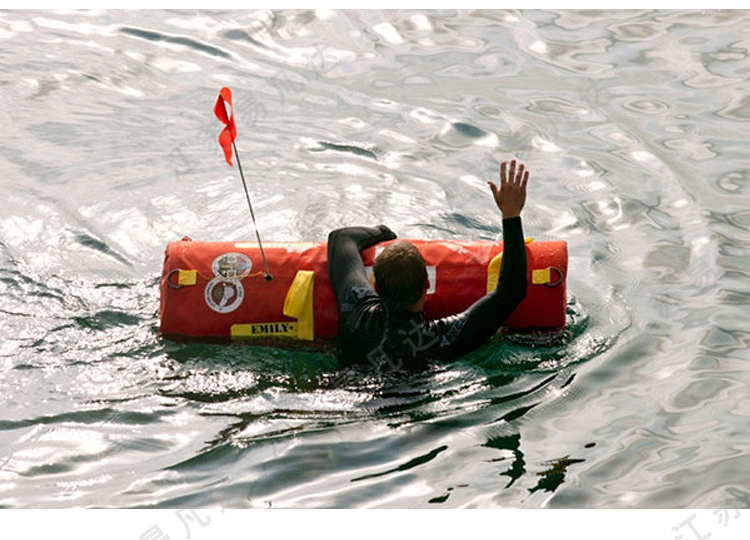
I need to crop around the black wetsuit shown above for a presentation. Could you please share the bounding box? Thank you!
[326,217,527,366]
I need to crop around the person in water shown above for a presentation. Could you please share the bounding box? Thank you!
[327,159,529,366]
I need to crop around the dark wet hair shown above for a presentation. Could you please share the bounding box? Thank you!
[373,241,427,309]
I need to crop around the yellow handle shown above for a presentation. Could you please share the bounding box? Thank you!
[283,270,315,341]
[177,269,197,286]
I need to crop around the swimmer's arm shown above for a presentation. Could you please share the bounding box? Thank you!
[432,216,527,360]
[434,159,529,360]
[327,225,397,306]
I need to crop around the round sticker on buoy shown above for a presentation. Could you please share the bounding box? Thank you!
[212,253,252,280]
[204,278,244,314]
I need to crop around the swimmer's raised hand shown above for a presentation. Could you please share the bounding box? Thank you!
[487,159,528,219]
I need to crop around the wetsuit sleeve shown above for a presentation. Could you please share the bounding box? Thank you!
[432,217,527,360]
[327,225,397,310]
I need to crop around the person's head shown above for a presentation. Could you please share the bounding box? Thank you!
[373,241,428,311]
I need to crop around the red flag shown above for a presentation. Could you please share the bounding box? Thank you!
[214,87,237,166]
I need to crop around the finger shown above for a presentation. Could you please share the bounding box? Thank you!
[516,163,525,184]
[487,181,499,198]
[521,170,529,190]
[508,160,516,185]
[500,161,507,183]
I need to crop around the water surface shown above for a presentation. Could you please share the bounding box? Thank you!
[1,9,749,510]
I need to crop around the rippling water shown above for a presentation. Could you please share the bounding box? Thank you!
[1,9,750,512]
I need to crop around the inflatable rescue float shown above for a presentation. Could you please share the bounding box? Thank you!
[159,237,568,343]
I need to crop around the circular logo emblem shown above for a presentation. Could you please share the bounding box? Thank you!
[204,279,245,314]
[212,253,252,280]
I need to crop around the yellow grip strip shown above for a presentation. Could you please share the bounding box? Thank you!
[532,268,552,285]
[486,253,503,293]
[178,269,197,286]
[486,238,537,293]
[283,270,315,341]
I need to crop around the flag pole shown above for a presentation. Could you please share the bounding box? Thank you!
[231,139,272,281]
